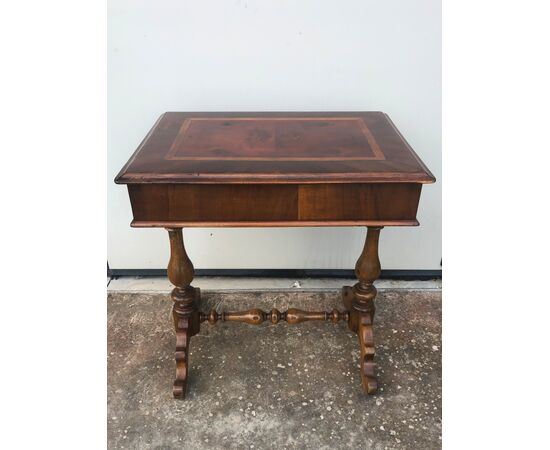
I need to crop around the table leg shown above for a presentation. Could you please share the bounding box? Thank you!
[166,228,200,399]
[343,226,382,394]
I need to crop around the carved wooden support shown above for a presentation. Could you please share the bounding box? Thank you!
[166,228,200,399]
[343,226,382,395]
[357,313,377,393]
[173,315,191,399]
[164,226,383,398]
[201,308,349,325]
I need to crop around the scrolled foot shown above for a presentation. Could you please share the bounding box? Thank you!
[358,313,378,394]
[173,315,191,399]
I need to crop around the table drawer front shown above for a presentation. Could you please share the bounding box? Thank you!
[298,184,421,221]
[128,183,421,226]
[129,184,298,223]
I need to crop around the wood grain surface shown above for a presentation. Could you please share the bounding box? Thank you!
[115,112,435,184]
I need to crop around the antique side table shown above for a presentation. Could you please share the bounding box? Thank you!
[115,112,435,399]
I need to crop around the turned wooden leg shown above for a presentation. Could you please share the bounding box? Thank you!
[166,228,200,399]
[343,226,382,394]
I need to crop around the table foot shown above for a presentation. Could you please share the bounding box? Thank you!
[171,290,200,399]
[343,286,379,394]
[173,314,191,399]
[357,313,378,394]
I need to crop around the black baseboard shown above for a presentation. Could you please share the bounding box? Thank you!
[109,268,441,280]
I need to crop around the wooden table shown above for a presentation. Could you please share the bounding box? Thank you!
[115,112,435,399]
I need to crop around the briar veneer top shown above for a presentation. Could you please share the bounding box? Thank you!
[115,112,435,184]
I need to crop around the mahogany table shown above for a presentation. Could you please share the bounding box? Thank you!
[115,112,435,399]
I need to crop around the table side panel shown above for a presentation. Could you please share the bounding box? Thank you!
[128,183,422,226]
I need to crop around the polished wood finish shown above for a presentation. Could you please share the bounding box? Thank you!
[115,112,435,184]
[201,308,349,325]
[343,227,382,394]
[166,117,385,161]
[127,183,421,227]
[166,228,200,399]
[116,112,435,399]
[118,112,433,229]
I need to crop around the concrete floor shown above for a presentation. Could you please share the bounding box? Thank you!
[108,286,441,449]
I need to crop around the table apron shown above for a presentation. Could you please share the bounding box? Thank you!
[128,183,422,227]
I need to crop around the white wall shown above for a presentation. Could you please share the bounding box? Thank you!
[108,0,441,270]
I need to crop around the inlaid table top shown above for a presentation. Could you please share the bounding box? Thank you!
[115,112,435,184]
